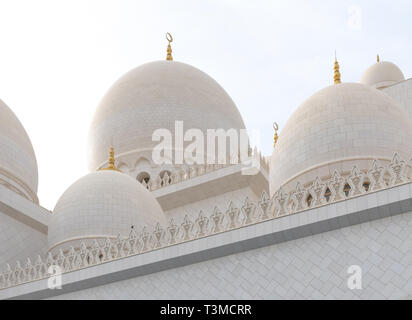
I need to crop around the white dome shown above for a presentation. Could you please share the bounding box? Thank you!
[360,61,405,89]
[88,60,246,172]
[270,83,412,196]
[48,170,166,251]
[0,99,38,202]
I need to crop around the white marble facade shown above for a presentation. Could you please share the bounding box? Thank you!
[47,211,412,300]
[1,54,412,300]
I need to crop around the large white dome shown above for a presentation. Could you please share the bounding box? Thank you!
[360,61,405,89]
[270,83,412,196]
[0,99,38,202]
[48,170,166,252]
[88,60,246,172]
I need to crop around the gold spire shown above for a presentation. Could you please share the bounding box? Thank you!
[334,54,341,84]
[99,146,121,172]
[377,54,380,63]
[166,32,173,61]
[273,122,279,148]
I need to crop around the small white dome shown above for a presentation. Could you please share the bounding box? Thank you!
[88,60,246,172]
[48,170,166,251]
[0,99,38,202]
[270,83,412,196]
[360,61,405,89]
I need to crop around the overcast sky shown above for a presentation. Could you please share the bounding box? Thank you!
[0,0,411,210]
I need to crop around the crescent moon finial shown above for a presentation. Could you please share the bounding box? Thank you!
[166,32,173,61]
[334,53,341,84]
[273,122,279,148]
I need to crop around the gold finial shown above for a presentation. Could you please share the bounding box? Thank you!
[99,146,121,172]
[377,54,380,63]
[273,122,279,148]
[166,32,173,61]
[334,53,341,84]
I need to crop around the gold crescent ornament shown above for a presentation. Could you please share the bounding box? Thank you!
[166,32,173,61]
[273,122,279,148]
[166,32,173,43]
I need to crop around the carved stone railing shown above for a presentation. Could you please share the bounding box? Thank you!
[0,153,409,290]
[141,148,270,191]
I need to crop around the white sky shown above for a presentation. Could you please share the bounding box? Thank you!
[0,0,411,210]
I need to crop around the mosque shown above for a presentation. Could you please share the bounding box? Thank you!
[0,34,412,299]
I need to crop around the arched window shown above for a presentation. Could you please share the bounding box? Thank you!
[306,194,313,207]
[343,183,351,197]
[137,172,150,184]
[324,188,332,202]
[159,170,172,186]
[362,182,370,192]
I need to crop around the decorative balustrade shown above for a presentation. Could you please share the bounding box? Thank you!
[0,153,410,290]
[141,148,270,191]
